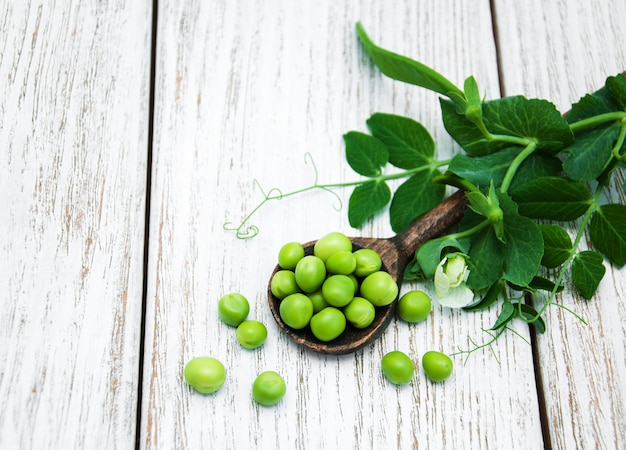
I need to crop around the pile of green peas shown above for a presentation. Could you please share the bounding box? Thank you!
[184,292,287,406]
[271,232,399,342]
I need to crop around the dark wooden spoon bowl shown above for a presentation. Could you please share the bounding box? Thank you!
[268,190,468,355]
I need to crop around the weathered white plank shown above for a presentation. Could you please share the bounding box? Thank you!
[143,1,544,449]
[494,0,626,448]
[0,1,152,448]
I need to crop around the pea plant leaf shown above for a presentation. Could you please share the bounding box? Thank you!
[571,250,606,300]
[466,222,505,291]
[355,22,465,104]
[605,73,626,110]
[566,84,620,123]
[539,224,573,268]
[343,131,389,177]
[462,280,503,311]
[491,302,516,330]
[526,276,564,293]
[440,99,510,156]
[498,191,544,287]
[389,172,445,232]
[348,180,391,228]
[483,96,574,153]
[589,203,626,267]
[562,123,621,181]
[441,96,574,156]
[510,176,591,221]
[448,147,521,190]
[564,75,626,181]
[366,113,434,169]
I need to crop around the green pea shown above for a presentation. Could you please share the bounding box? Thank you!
[278,242,305,270]
[270,270,300,299]
[397,290,432,323]
[294,255,326,293]
[252,371,286,406]
[343,296,376,329]
[353,248,382,277]
[236,320,268,349]
[308,289,329,314]
[422,351,453,382]
[325,250,357,275]
[184,357,226,394]
[360,271,398,306]
[321,274,355,307]
[313,232,352,262]
[309,307,346,342]
[279,293,313,329]
[218,293,250,327]
[381,351,414,385]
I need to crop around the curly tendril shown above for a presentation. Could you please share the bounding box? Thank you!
[223,153,345,240]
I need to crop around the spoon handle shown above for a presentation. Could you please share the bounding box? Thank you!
[391,190,468,264]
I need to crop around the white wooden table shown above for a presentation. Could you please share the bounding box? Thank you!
[2,1,625,449]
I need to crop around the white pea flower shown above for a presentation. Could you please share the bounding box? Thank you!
[434,253,474,308]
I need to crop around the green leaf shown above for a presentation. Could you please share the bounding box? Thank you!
[589,204,626,267]
[463,280,503,311]
[564,75,626,181]
[508,276,564,293]
[605,73,626,110]
[343,131,389,177]
[498,191,544,287]
[441,96,574,156]
[355,23,465,102]
[348,181,391,228]
[403,259,421,281]
[528,276,564,293]
[516,303,546,334]
[491,302,516,330]
[389,172,445,232]
[567,87,619,124]
[414,236,471,279]
[562,123,621,181]
[440,99,509,156]
[466,223,505,291]
[366,113,434,169]
[482,97,574,153]
[539,224,573,268]
[571,251,606,300]
[510,176,591,221]
[448,147,521,189]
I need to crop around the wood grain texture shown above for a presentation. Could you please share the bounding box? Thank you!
[493,1,626,448]
[0,1,152,448]
[142,1,543,448]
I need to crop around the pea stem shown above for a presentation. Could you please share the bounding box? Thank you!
[523,186,602,324]
[568,111,626,133]
[445,219,491,241]
[611,118,626,161]
[500,140,538,193]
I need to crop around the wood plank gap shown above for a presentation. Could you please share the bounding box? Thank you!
[488,0,506,98]
[135,1,159,449]
[528,294,552,450]
[491,2,552,447]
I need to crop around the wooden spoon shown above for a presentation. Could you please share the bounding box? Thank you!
[267,190,468,355]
